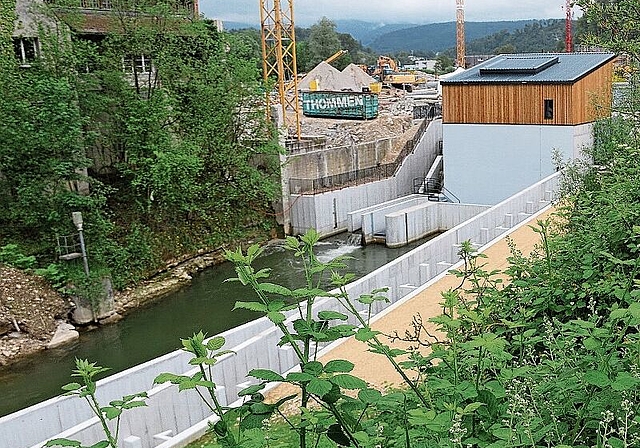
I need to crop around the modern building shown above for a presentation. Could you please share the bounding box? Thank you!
[440,52,616,205]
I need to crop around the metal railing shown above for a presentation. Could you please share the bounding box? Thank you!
[413,177,460,203]
[289,118,431,195]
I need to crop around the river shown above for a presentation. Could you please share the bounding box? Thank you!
[0,233,434,417]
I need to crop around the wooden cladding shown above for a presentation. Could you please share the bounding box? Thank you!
[442,61,613,125]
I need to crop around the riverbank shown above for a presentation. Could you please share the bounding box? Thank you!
[0,230,275,368]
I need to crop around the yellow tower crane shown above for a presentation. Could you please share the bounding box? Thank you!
[259,0,301,139]
[456,0,466,68]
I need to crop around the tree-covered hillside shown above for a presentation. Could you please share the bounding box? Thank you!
[466,19,568,55]
[368,20,534,53]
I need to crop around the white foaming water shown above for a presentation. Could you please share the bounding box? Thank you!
[316,242,361,263]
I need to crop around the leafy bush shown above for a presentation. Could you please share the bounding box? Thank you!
[0,244,36,269]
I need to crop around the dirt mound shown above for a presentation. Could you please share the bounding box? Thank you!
[341,63,377,90]
[0,265,72,365]
[298,61,355,91]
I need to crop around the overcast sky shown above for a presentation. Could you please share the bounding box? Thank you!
[200,0,572,27]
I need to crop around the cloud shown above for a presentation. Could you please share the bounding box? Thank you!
[200,0,567,27]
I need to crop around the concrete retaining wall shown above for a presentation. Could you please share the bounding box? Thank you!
[290,119,443,236]
[385,202,489,248]
[1,172,560,448]
[286,137,396,179]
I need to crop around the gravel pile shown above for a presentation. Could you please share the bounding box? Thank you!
[0,265,72,365]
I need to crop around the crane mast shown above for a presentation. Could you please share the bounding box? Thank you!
[565,0,573,52]
[259,0,301,139]
[456,0,466,68]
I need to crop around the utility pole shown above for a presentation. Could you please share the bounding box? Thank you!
[72,212,90,278]
[456,0,466,68]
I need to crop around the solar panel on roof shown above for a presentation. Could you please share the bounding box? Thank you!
[479,56,559,75]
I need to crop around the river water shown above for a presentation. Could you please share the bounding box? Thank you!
[0,233,433,417]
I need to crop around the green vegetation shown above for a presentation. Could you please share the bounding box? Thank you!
[465,19,567,55]
[1,3,281,289]
[45,359,148,448]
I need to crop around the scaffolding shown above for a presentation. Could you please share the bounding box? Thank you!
[259,0,301,139]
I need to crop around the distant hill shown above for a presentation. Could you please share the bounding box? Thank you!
[465,19,567,54]
[334,20,418,46]
[369,20,535,53]
[222,21,257,30]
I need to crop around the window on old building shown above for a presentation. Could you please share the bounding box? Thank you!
[123,55,153,74]
[544,99,554,120]
[13,37,39,66]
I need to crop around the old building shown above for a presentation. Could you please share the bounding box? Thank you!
[11,0,199,66]
[440,52,616,205]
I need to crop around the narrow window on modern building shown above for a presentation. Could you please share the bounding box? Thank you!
[544,99,554,120]
[13,37,38,66]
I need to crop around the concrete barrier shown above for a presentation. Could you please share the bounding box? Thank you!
[1,171,559,448]
[383,202,490,247]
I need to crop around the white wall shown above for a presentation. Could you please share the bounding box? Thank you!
[443,123,592,205]
[290,119,443,236]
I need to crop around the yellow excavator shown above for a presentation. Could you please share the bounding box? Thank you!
[324,49,348,65]
[374,55,427,90]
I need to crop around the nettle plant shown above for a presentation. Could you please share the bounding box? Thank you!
[223,229,430,448]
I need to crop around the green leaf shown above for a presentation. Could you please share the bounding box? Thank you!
[257,282,292,296]
[324,359,355,373]
[286,372,315,383]
[248,369,284,382]
[121,400,147,410]
[609,308,628,320]
[607,437,625,448]
[44,439,82,447]
[611,371,640,391]
[462,402,485,414]
[330,374,367,389]
[302,361,323,376]
[61,382,82,392]
[355,328,379,342]
[407,408,437,425]
[238,384,265,396]
[583,337,600,351]
[154,373,186,385]
[206,336,225,351]
[583,370,610,387]
[233,301,268,313]
[307,378,333,396]
[101,406,122,419]
[358,388,382,404]
[267,311,286,324]
[493,427,513,441]
[291,288,327,299]
[89,442,110,448]
[318,310,349,321]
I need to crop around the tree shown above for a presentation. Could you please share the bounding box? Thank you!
[1,2,281,286]
[434,54,454,74]
[574,0,640,64]
[306,17,341,70]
